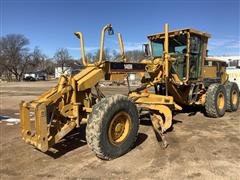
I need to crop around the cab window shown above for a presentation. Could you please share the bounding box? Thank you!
[151,42,163,57]
[189,35,203,79]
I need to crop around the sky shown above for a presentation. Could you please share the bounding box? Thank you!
[1,0,239,59]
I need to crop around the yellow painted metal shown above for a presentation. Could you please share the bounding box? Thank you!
[129,92,173,105]
[183,32,190,83]
[75,24,113,67]
[164,23,169,79]
[202,66,217,79]
[109,73,126,81]
[76,68,104,91]
[34,103,48,151]
[232,90,238,105]
[20,101,31,137]
[20,102,48,152]
[83,107,92,113]
[148,28,211,40]
[108,111,131,145]
[148,105,172,132]
[217,92,225,110]
[20,64,104,151]
[118,33,127,62]
[99,24,112,64]
[54,121,76,143]
[74,32,87,67]
[203,58,228,84]
[205,57,226,62]
[129,91,180,132]
[20,23,231,154]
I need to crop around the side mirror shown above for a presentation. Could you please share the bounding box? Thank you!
[142,44,150,57]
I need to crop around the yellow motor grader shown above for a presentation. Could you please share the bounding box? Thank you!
[20,24,239,160]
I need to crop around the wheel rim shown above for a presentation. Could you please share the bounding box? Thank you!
[231,90,238,105]
[217,92,225,110]
[108,111,131,145]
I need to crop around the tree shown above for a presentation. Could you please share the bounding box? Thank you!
[112,49,120,61]
[28,46,46,71]
[0,55,5,79]
[125,50,145,62]
[93,48,111,61]
[54,48,72,73]
[0,34,30,81]
[85,52,94,63]
[44,59,55,75]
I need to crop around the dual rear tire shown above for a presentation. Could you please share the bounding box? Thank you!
[225,82,239,112]
[205,82,239,118]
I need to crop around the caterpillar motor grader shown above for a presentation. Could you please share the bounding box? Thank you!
[20,23,239,160]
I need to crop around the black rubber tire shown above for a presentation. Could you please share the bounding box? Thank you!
[225,82,239,112]
[205,83,227,118]
[86,94,139,160]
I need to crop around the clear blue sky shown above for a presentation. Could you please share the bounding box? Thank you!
[1,0,239,58]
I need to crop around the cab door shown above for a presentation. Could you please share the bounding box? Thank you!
[189,35,204,80]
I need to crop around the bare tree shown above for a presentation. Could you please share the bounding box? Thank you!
[85,52,94,63]
[0,48,5,79]
[111,49,145,62]
[28,46,46,71]
[125,50,145,62]
[93,48,111,61]
[0,34,30,81]
[44,59,55,75]
[78,49,144,64]
[54,48,72,73]
[112,49,120,61]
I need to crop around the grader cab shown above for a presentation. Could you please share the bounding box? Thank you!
[20,24,239,160]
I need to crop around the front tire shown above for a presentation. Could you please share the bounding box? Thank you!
[205,84,227,118]
[86,94,139,160]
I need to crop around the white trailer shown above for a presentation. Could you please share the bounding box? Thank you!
[227,67,240,88]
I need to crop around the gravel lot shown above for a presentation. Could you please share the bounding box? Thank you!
[0,81,239,179]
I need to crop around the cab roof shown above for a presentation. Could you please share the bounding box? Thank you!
[205,57,226,62]
[147,28,211,40]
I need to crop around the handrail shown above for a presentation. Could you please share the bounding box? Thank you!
[74,24,113,67]
[164,23,169,78]
[164,23,169,96]
[99,24,112,64]
[74,32,87,66]
[118,33,127,62]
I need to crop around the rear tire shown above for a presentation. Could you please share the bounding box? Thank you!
[86,94,139,160]
[205,83,226,118]
[225,82,239,112]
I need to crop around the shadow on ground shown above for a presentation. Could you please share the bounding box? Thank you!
[45,124,148,159]
[46,124,87,159]
[133,133,148,148]
[176,105,206,116]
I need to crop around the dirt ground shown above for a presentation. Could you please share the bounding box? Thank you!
[0,81,239,179]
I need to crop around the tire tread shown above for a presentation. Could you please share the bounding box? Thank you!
[86,94,139,160]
